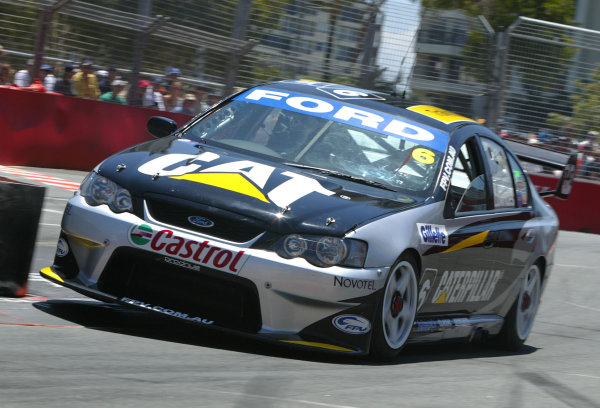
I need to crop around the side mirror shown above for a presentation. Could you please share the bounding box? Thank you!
[554,152,578,199]
[147,116,178,138]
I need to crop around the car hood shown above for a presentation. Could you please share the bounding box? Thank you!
[97,137,422,236]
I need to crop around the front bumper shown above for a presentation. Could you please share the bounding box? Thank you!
[42,195,389,354]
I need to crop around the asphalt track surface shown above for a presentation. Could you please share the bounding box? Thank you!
[0,166,599,408]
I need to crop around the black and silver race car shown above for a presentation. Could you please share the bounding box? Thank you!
[41,80,576,360]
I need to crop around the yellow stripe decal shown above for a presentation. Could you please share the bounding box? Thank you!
[407,105,475,124]
[171,173,269,203]
[72,236,104,248]
[442,230,490,254]
[280,340,355,352]
[40,267,64,283]
[434,290,447,304]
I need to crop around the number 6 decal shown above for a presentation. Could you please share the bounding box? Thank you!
[412,148,435,164]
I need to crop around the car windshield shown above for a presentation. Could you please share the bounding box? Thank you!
[183,94,447,197]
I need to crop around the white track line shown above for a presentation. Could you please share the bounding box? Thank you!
[563,301,600,313]
[0,165,80,191]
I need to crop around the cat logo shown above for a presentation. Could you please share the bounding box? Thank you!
[138,154,335,208]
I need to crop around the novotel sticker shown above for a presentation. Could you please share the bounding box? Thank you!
[332,315,371,335]
[128,224,248,274]
[235,88,449,152]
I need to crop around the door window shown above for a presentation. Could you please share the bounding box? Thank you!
[508,155,529,208]
[480,138,516,209]
[445,138,489,215]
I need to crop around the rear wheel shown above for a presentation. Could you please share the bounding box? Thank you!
[370,254,418,360]
[496,263,542,350]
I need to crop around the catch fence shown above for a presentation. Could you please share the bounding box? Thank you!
[500,17,600,140]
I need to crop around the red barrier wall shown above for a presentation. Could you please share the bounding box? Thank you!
[0,87,192,171]
[530,174,600,234]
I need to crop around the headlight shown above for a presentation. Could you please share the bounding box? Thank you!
[315,236,347,265]
[275,234,367,268]
[282,234,308,258]
[80,172,133,213]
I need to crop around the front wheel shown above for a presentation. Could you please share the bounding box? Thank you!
[370,254,418,361]
[496,263,542,350]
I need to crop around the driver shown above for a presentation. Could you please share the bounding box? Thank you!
[250,109,322,158]
[252,109,282,145]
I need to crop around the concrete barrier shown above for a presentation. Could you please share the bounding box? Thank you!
[0,177,45,297]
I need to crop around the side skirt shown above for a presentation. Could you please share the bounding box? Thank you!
[409,314,504,343]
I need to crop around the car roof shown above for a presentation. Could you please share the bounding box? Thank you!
[259,80,477,136]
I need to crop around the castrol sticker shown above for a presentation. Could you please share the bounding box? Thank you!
[128,224,248,274]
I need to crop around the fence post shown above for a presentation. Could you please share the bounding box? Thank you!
[32,0,73,79]
[127,15,169,106]
[476,15,497,127]
[358,0,384,89]
[322,7,340,83]
[223,0,254,96]
[487,29,509,131]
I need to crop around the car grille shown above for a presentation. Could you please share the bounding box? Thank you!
[145,197,264,243]
[98,248,262,333]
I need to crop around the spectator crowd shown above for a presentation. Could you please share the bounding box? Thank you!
[0,53,223,117]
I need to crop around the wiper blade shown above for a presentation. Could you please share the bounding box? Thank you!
[283,162,397,191]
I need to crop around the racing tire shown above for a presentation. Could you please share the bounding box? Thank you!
[495,263,542,351]
[370,253,418,361]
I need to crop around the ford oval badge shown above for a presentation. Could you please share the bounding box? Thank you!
[188,216,215,228]
[332,314,371,335]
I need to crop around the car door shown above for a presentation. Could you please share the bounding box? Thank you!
[477,136,536,311]
[420,134,535,316]
[420,136,502,315]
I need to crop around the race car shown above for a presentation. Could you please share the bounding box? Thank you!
[41,80,576,360]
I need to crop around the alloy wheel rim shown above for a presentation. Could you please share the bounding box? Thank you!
[382,260,417,349]
[516,265,541,340]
